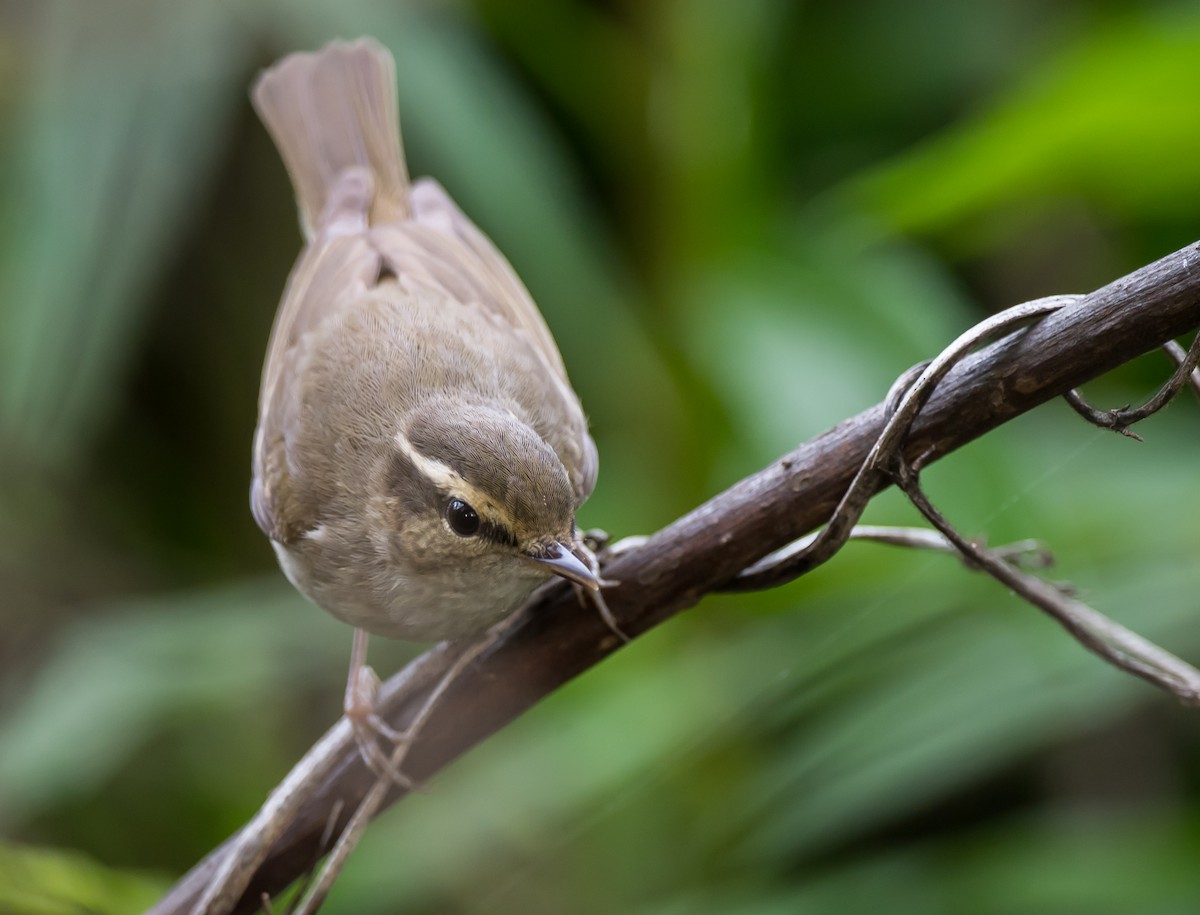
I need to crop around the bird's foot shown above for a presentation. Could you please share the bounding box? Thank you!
[344,662,418,791]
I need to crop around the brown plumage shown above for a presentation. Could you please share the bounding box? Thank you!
[249,39,598,642]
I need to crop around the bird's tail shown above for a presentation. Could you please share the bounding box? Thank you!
[251,38,409,239]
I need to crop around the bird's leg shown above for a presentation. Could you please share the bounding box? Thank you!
[344,628,413,789]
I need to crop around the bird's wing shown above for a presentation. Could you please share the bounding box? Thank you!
[252,231,383,543]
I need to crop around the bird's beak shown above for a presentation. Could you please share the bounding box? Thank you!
[526,541,600,590]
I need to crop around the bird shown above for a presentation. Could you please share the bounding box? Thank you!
[249,38,610,772]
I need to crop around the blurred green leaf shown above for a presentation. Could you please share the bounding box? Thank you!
[0,579,357,827]
[848,10,1200,243]
[679,224,972,471]
[0,0,250,475]
[0,840,164,915]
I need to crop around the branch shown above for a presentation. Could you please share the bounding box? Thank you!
[153,240,1200,915]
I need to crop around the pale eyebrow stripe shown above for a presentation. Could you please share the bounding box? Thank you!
[393,429,502,520]
[393,428,461,492]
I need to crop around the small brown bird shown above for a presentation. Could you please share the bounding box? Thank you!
[249,39,604,757]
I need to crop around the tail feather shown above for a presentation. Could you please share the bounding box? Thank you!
[252,38,409,238]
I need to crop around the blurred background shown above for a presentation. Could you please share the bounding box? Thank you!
[2,0,1199,912]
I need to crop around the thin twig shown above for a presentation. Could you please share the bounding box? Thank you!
[895,460,1200,705]
[278,800,345,915]
[1061,390,1144,440]
[850,526,1053,568]
[1064,332,1200,437]
[724,525,1052,593]
[1160,338,1200,402]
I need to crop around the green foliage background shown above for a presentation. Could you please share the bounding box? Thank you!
[1,1,1199,912]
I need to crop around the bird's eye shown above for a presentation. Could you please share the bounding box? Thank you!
[445,498,481,537]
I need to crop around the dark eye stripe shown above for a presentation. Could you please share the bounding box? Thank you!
[479,519,517,548]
